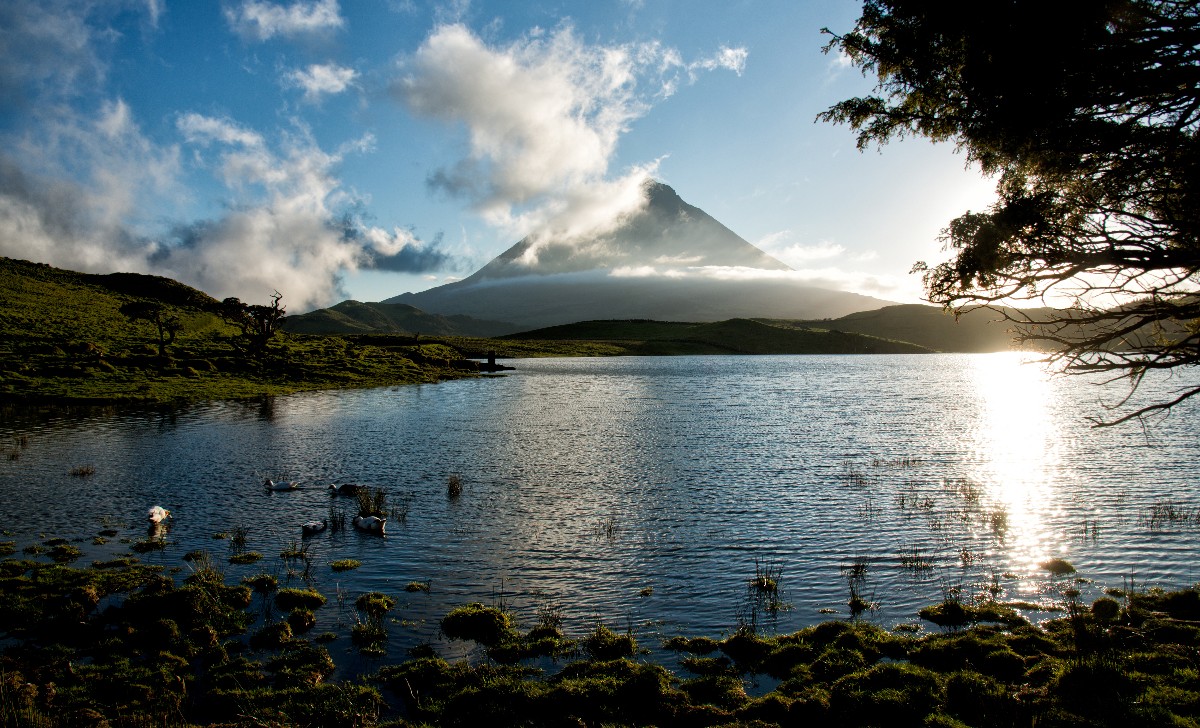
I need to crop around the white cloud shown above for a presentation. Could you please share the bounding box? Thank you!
[605,264,924,302]
[690,46,748,77]
[393,23,746,244]
[756,230,851,266]
[224,0,344,41]
[283,63,358,102]
[0,98,181,274]
[177,112,265,148]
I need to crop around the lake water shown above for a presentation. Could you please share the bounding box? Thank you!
[2,353,1198,670]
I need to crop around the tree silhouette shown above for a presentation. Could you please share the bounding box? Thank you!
[821,0,1199,424]
[119,301,182,362]
[220,291,286,363]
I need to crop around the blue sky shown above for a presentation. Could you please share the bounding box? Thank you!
[0,0,996,312]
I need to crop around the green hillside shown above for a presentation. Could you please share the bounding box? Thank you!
[504,318,933,355]
[783,304,1024,353]
[282,299,518,337]
[0,257,480,404]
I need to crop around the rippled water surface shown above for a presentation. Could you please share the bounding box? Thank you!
[2,353,1198,666]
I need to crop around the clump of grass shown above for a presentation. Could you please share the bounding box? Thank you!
[405,581,431,592]
[352,592,396,651]
[440,602,517,646]
[331,559,361,572]
[288,607,317,633]
[243,573,279,594]
[69,464,96,478]
[229,551,263,565]
[48,543,83,562]
[583,623,638,660]
[639,586,654,597]
[663,636,720,654]
[749,560,780,595]
[1040,558,1077,576]
[355,486,388,518]
[280,539,310,560]
[276,587,327,611]
[356,592,396,620]
[131,539,165,553]
[447,473,462,499]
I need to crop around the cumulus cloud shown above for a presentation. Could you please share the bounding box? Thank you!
[160,113,447,308]
[0,99,448,310]
[224,0,344,41]
[392,23,746,245]
[0,98,180,274]
[283,63,358,102]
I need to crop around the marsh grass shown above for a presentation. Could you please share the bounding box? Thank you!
[899,545,934,572]
[598,514,620,540]
[390,491,414,523]
[857,496,880,523]
[985,507,1009,539]
[447,473,463,499]
[328,505,346,533]
[68,464,96,478]
[331,559,361,572]
[841,462,873,488]
[229,524,249,554]
[355,486,388,518]
[280,539,311,560]
[1140,500,1200,530]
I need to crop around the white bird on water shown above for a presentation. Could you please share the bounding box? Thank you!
[147,506,171,524]
[263,478,299,491]
[352,515,386,535]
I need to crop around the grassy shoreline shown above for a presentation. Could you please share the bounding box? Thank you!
[2,527,1198,728]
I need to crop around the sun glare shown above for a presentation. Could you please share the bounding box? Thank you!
[968,352,1066,573]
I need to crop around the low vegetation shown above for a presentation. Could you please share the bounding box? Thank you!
[2,533,1198,728]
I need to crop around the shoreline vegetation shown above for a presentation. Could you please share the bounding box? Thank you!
[3,256,965,407]
[2,527,1199,728]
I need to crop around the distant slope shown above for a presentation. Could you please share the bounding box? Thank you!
[784,304,1025,353]
[282,300,519,337]
[392,275,893,331]
[507,318,933,355]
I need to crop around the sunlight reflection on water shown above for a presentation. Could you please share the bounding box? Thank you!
[969,353,1063,576]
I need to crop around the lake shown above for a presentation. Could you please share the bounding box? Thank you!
[2,353,1198,670]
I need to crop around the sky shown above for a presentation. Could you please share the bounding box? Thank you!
[0,0,998,313]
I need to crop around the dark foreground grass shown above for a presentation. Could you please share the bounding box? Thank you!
[2,549,1199,728]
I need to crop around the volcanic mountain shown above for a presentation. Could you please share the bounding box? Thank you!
[387,181,892,330]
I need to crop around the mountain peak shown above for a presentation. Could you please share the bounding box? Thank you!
[461,180,790,283]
